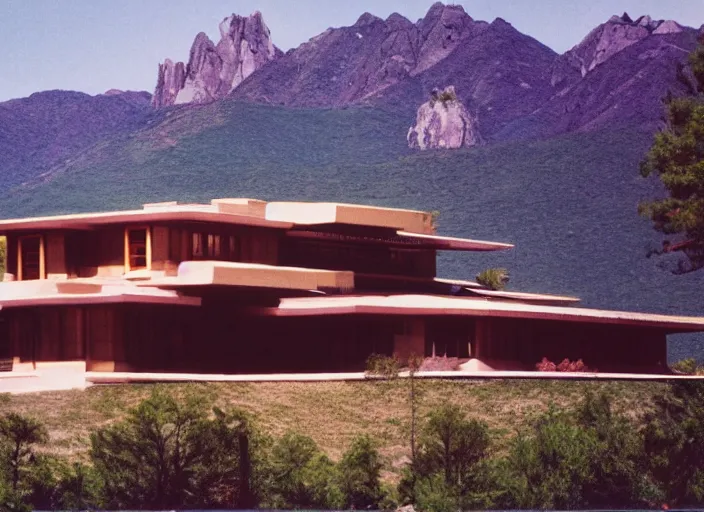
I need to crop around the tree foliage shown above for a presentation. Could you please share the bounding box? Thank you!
[2,386,704,510]
[403,404,495,511]
[497,406,597,510]
[89,387,209,509]
[640,36,704,272]
[188,406,265,508]
[643,381,704,506]
[338,434,386,509]
[476,267,509,290]
[268,432,342,509]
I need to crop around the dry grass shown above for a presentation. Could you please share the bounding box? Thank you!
[0,379,664,475]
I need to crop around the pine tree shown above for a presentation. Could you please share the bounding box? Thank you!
[640,36,704,272]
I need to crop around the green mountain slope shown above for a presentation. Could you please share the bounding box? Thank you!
[0,100,702,360]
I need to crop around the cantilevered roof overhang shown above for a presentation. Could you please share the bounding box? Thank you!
[250,294,704,334]
[285,229,513,251]
[137,261,354,292]
[0,206,293,233]
[0,279,201,308]
[0,199,514,252]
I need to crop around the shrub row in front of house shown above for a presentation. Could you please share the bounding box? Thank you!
[1,381,704,510]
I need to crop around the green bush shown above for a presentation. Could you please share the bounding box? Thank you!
[575,390,650,508]
[268,432,342,509]
[476,268,510,290]
[52,462,103,511]
[496,406,597,510]
[670,357,704,375]
[188,407,267,508]
[643,381,704,506]
[403,404,496,510]
[4,386,704,510]
[89,388,209,509]
[365,353,401,379]
[0,413,49,511]
[338,434,386,509]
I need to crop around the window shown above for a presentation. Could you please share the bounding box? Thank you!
[125,227,151,271]
[18,235,44,280]
[191,231,230,260]
[207,234,221,258]
[227,235,239,261]
[191,232,204,259]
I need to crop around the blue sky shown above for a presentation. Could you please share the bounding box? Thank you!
[1,0,703,102]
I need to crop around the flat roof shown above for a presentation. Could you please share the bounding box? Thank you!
[0,279,201,308]
[286,229,512,251]
[0,205,293,232]
[251,294,704,333]
[0,198,513,251]
[466,288,580,305]
[138,261,354,292]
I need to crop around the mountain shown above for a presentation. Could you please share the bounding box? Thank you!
[0,4,699,191]
[230,4,496,107]
[152,11,280,107]
[0,89,158,190]
[497,14,699,140]
[370,15,559,141]
[228,6,697,142]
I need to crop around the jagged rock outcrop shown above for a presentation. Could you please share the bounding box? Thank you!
[232,3,493,107]
[551,13,685,88]
[407,86,483,149]
[498,22,699,142]
[412,2,484,75]
[152,11,278,107]
[152,59,186,107]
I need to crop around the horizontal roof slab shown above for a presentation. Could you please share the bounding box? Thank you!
[139,261,355,292]
[253,294,704,333]
[266,201,435,234]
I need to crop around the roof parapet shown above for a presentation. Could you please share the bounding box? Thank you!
[265,202,434,234]
[141,260,355,292]
[211,198,267,217]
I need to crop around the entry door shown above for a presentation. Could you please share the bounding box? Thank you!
[19,235,44,280]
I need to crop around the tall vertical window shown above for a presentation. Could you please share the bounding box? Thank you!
[18,235,44,280]
[227,235,239,261]
[125,227,151,271]
[191,233,204,259]
[191,232,226,259]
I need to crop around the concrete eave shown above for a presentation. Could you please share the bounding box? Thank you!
[138,260,354,292]
[396,231,513,251]
[0,207,293,233]
[251,294,704,333]
[266,201,434,234]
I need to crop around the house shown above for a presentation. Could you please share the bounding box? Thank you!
[0,198,703,384]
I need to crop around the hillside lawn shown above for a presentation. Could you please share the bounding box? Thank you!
[0,379,662,482]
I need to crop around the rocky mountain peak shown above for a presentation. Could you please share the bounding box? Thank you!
[152,11,278,107]
[385,12,414,31]
[408,85,483,150]
[354,12,383,27]
[551,12,685,88]
[412,2,478,75]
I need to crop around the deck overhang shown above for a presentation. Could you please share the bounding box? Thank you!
[138,261,354,292]
[251,294,704,333]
